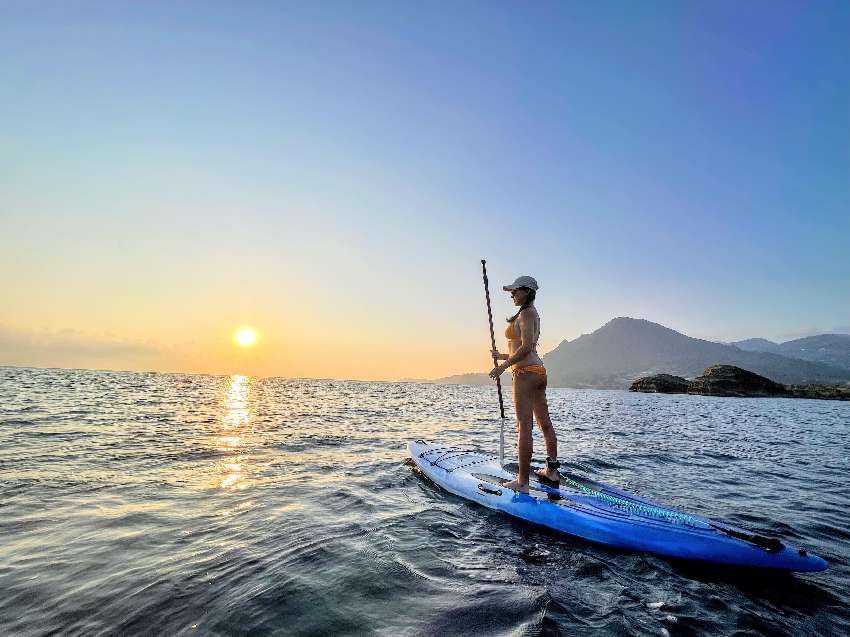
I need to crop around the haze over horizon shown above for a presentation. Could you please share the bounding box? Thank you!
[2,2,848,380]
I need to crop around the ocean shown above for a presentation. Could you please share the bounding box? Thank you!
[1,367,848,636]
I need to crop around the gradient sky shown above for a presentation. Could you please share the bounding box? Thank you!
[2,1,848,380]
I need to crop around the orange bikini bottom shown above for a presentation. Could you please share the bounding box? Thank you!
[512,364,547,378]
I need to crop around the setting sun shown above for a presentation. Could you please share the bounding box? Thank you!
[234,327,259,347]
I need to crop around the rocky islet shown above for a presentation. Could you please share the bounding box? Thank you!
[631,365,850,400]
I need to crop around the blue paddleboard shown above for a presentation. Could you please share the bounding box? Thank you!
[409,440,827,572]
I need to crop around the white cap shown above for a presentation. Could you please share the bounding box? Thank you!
[503,275,539,291]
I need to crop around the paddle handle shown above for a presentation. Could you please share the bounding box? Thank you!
[481,260,506,420]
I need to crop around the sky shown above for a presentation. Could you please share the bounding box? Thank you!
[1,1,848,380]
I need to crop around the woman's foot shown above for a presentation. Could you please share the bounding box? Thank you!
[501,478,529,493]
[534,466,560,483]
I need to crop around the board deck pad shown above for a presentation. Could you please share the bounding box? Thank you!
[505,461,633,499]
[472,473,576,507]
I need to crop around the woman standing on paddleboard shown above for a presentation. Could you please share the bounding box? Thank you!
[488,276,560,493]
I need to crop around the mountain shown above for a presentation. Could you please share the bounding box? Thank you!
[542,318,850,389]
[775,334,850,370]
[433,318,850,389]
[433,372,503,385]
[730,338,781,354]
[731,334,850,370]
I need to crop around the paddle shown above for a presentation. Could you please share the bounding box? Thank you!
[481,259,506,467]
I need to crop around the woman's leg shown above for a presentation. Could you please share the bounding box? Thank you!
[533,378,557,459]
[503,371,535,492]
[532,376,559,481]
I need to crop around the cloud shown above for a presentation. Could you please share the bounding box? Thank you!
[0,325,167,370]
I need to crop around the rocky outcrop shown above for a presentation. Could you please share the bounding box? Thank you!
[629,374,689,394]
[687,365,787,397]
[785,384,850,400]
[630,364,850,400]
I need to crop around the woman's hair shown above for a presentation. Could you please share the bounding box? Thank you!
[507,288,536,322]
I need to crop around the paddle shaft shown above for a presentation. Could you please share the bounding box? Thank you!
[481,260,506,419]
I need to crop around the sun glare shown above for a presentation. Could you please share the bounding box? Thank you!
[234,327,259,347]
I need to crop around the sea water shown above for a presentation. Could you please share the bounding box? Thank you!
[1,367,848,636]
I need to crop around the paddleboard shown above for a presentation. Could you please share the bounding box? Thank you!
[408,440,827,572]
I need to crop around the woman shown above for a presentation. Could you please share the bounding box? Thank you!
[489,275,560,492]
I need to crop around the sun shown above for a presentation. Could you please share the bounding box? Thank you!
[234,327,259,347]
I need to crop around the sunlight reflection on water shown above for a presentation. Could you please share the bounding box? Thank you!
[214,375,253,489]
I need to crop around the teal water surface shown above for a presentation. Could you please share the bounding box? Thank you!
[1,367,848,636]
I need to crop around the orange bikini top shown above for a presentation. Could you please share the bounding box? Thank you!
[505,309,540,347]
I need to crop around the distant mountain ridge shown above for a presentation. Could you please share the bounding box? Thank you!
[732,334,850,370]
[730,338,781,354]
[433,372,501,385]
[433,318,850,389]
